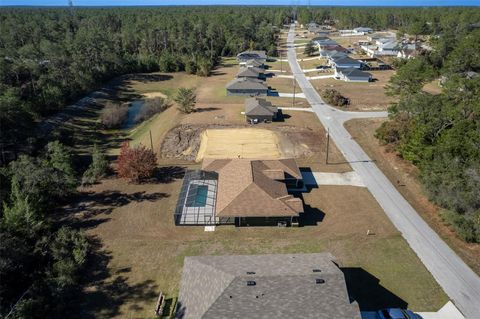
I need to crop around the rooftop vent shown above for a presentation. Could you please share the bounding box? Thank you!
[315,278,325,284]
[246,271,256,275]
[312,269,321,273]
[247,281,256,286]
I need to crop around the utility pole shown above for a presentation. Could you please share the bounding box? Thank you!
[325,127,330,164]
[280,50,283,72]
[149,130,154,151]
[292,76,296,107]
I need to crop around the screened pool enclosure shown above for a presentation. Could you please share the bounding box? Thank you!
[174,170,218,225]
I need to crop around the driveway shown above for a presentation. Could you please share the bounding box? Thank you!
[286,24,480,319]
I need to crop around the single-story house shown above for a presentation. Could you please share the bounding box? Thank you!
[244,97,278,123]
[319,50,348,59]
[330,56,363,69]
[236,50,267,63]
[239,59,264,68]
[176,253,361,319]
[236,66,265,80]
[354,27,373,34]
[313,38,338,50]
[335,67,372,82]
[174,158,303,226]
[225,77,269,96]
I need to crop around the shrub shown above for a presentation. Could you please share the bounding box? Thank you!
[134,97,169,123]
[441,210,480,243]
[82,144,109,186]
[303,41,316,56]
[117,142,157,183]
[321,89,349,107]
[174,88,197,114]
[100,102,128,129]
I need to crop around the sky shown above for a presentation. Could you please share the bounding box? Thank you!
[1,0,479,6]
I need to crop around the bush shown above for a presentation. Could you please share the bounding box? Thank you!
[100,102,128,129]
[117,142,157,183]
[134,97,169,123]
[441,210,480,243]
[82,144,109,186]
[321,89,349,107]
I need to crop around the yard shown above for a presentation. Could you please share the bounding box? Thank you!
[310,70,396,111]
[70,175,448,318]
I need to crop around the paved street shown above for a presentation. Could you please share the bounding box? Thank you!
[286,24,480,319]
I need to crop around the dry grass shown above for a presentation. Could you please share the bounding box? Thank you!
[423,80,442,95]
[268,76,301,93]
[345,118,480,276]
[310,70,396,111]
[72,177,447,318]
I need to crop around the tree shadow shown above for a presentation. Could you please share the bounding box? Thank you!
[146,166,186,184]
[194,107,221,113]
[341,267,408,311]
[78,237,159,318]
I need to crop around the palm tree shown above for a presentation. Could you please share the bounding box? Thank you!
[174,88,196,113]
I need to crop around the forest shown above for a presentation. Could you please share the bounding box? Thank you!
[1,5,480,318]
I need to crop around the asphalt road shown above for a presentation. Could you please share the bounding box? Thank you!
[286,24,480,318]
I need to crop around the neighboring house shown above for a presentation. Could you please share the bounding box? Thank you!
[244,97,278,123]
[225,77,269,96]
[335,67,372,82]
[239,59,264,68]
[174,158,304,226]
[237,50,267,63]
[361,38,399,57]
[319,50,348,59]
[330,56,363,69]
[354,27,373,34]
[236,66,265,80]
[175,253,362,319]
[313,38,338,50]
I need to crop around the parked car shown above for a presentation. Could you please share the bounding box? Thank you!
[378,308,418,319]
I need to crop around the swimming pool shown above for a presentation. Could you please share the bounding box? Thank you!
[185,185,209,207]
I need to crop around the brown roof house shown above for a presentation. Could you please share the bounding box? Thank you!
[225,77,269,96]
[244,97,278,123]
[174,159,303,226]
[175,253,361,319]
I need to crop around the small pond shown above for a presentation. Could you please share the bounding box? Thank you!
[123,100,144,129]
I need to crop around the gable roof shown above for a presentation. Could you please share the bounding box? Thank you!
[176,253,361,319]
[245,97,278,116]
[237,50,267,60]
[202,159,302,217]
[225,77,268,91]
[332,56,362,66]
[244,59,264,67]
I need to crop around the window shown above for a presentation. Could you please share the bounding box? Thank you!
[247,281,256,286]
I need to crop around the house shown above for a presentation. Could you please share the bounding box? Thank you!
[225,77,269,96]
[353,27,373,34]
[330,56,363,69]
[361,38,399,57]
[335,68,372,82]
[174,158,303,226]
[175,253,361,319]
[244,97,278,123]
[319,50,348,60]
[313,38,338,49]
[236,66,265,80]
[239,59,264,68]
[237,50,267,63]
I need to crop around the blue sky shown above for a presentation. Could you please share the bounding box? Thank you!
[1,0,479,6]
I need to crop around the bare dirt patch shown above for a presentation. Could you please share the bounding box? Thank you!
[160,125,329,163]
[311,70,396,111]
[345,118,480,275]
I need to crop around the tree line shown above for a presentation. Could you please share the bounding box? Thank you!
[0,6,288,162]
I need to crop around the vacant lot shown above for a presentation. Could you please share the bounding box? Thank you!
[268,76,300,93]
[310,70,396,111]
[345,118,480,276]
[70,176,447,318]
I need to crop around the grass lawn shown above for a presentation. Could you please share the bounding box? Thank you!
[310,70,396,111]
[72,178,447,318]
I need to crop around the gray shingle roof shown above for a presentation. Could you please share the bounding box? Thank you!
[225,77,268,91]
[332,56,361,66]
[237,51,267,61]
[244,97,277,116]
[336,68,371,79]
[236,67,264,78]
[176,253,361,319]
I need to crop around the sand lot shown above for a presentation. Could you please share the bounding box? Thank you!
[196,128,282,161]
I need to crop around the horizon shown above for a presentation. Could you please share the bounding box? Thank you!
[2,0,480,7]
